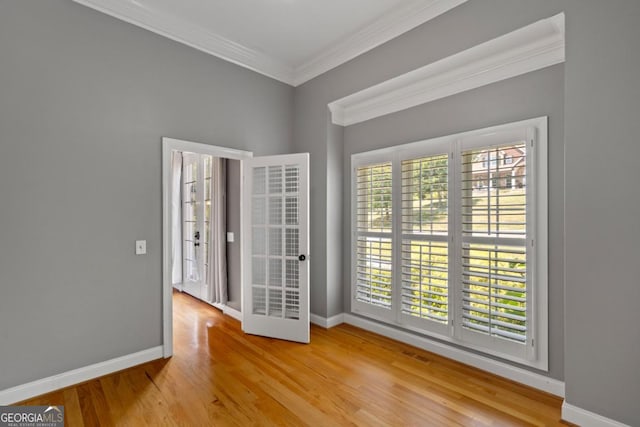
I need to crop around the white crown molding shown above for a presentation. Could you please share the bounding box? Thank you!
[73,0,468,87]
[72,0,295,84]
[343,313,565,397]
[328,12,565,126]
[292,0,469,86]
[562,402,631,427]
[0,346,163,405]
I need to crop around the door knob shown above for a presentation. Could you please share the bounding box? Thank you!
[298,254,306,261]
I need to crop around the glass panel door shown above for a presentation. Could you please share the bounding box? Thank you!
[181,153,211,300]
[242,153,310,343]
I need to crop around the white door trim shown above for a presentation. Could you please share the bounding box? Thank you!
[162,137,252,357]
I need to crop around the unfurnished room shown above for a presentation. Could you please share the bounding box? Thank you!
[1,1,639,426]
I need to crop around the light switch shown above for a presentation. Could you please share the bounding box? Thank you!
[136,240,147,255]
[227,232,235,243]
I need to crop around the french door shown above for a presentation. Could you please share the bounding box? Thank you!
[181,153,212,301]
[242,153,310,343]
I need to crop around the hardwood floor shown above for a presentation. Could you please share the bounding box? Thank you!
[20,291,568,426]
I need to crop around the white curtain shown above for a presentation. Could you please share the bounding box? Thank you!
[209,157,228,304]
[171,151,183,285]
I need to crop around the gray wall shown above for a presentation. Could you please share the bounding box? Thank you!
[0,0,293,390]
[563,1,640,424]
[226,159,242,311]
[342,65,565,381]
[294,0,565,319]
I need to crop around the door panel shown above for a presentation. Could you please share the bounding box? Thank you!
[181,153,209,300]
[243,153,309,343]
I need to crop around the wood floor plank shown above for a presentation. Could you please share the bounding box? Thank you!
[17,291,568,425]
[62,388,85,427]
[76,382,102,426]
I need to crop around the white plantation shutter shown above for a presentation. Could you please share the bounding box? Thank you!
[353,161,394,318]
[399,153,451,334]
[458,139,531,355]
[461,243,527,341]
[351,118,547,368]
[356,236,392,308]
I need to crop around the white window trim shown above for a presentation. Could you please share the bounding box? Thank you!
[350,117,548,370]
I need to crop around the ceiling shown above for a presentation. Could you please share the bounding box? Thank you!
[73,0,467,86]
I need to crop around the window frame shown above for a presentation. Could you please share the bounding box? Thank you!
[350,117,548,370]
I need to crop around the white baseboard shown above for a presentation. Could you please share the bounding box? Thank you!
[562,402,630,427]
[0,346,163,405]
[342,313,565,397]
[222,305,242,322]
[310,313,345,329]
[207,301,242,322]
[309,313,326,327]
[326,313,345,328]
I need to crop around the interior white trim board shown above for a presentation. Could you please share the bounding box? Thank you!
[562,402,631,427]
[0,346,163,405]
[328,12,565,126]
[210,301,243,323]
[310,313,345,329]
[222,305,243,323]
[72,0,467,86]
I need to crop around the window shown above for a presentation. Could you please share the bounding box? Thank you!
[351,117,548,369]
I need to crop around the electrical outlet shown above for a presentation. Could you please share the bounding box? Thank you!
[136,240,147,255]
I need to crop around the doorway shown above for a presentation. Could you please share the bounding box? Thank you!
[162,138,311,358]
[162,138,252,357]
